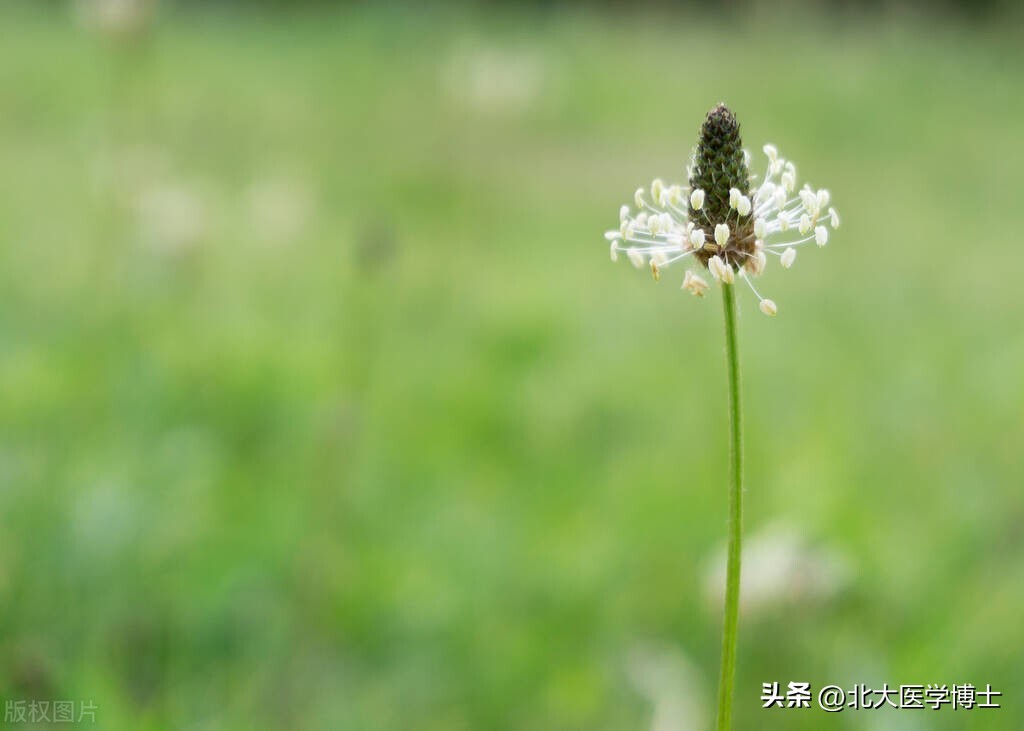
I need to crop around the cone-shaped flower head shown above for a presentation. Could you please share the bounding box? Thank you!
[688,104,756,270]
[690,105,750,227]
[603,103,837,316]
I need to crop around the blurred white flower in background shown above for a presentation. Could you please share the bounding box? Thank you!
[244,176,314,247]
[626,642,708,731]
[75,0,156,41]
[442,43,545,113]
[135,183,206,256]
[703,522,853,617]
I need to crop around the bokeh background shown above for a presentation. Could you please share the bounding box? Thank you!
[1,1,1022,729]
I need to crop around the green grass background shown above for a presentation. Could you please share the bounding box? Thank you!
[0,3,1022,729]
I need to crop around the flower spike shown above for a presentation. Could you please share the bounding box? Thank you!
[603,103,838,316]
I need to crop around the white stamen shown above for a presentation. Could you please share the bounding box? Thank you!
[756,181,775,203]
[754,218,767,239]
[815,226,828,247]
[799,189,818,215]
[627,248,644,268]
[759,299,778,316]
[746,250,767,276]
[709,255,735,284]
[780,247,796,268]
[829,207,840,228]
[651,179,664,205]
[737,195,752,216]
[714,223,730,248]
[682,270,709,297]
[690,188,705,211]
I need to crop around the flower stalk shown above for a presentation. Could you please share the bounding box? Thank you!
[716,280,743,731]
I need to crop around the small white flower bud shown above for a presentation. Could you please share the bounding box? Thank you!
[729,187,741,209]
[829,207,840,228]
[737,195,752,216]
[815,225,828,246]
[754,218,767,239]
[780,247,796,269]
[651,179,664,205]
[627,248,644,268]
[714,223,730,248]
[690,188,705,211]
[816,189,830,209]
[682,270,709,297]
[799,214,811,235]
[759,299,778,317]
[763,144,778,162]
[689,228,705,249]
[635,187,645,209]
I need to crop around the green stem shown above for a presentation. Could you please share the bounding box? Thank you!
[715,281,744,731]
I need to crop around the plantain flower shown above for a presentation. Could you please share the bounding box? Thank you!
[604,104,838,316]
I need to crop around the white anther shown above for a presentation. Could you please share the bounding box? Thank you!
[714,223,730,248]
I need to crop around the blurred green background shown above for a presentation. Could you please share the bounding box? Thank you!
[1,1,1022,729]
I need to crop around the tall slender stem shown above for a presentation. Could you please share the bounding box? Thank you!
[715,281,744,731]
